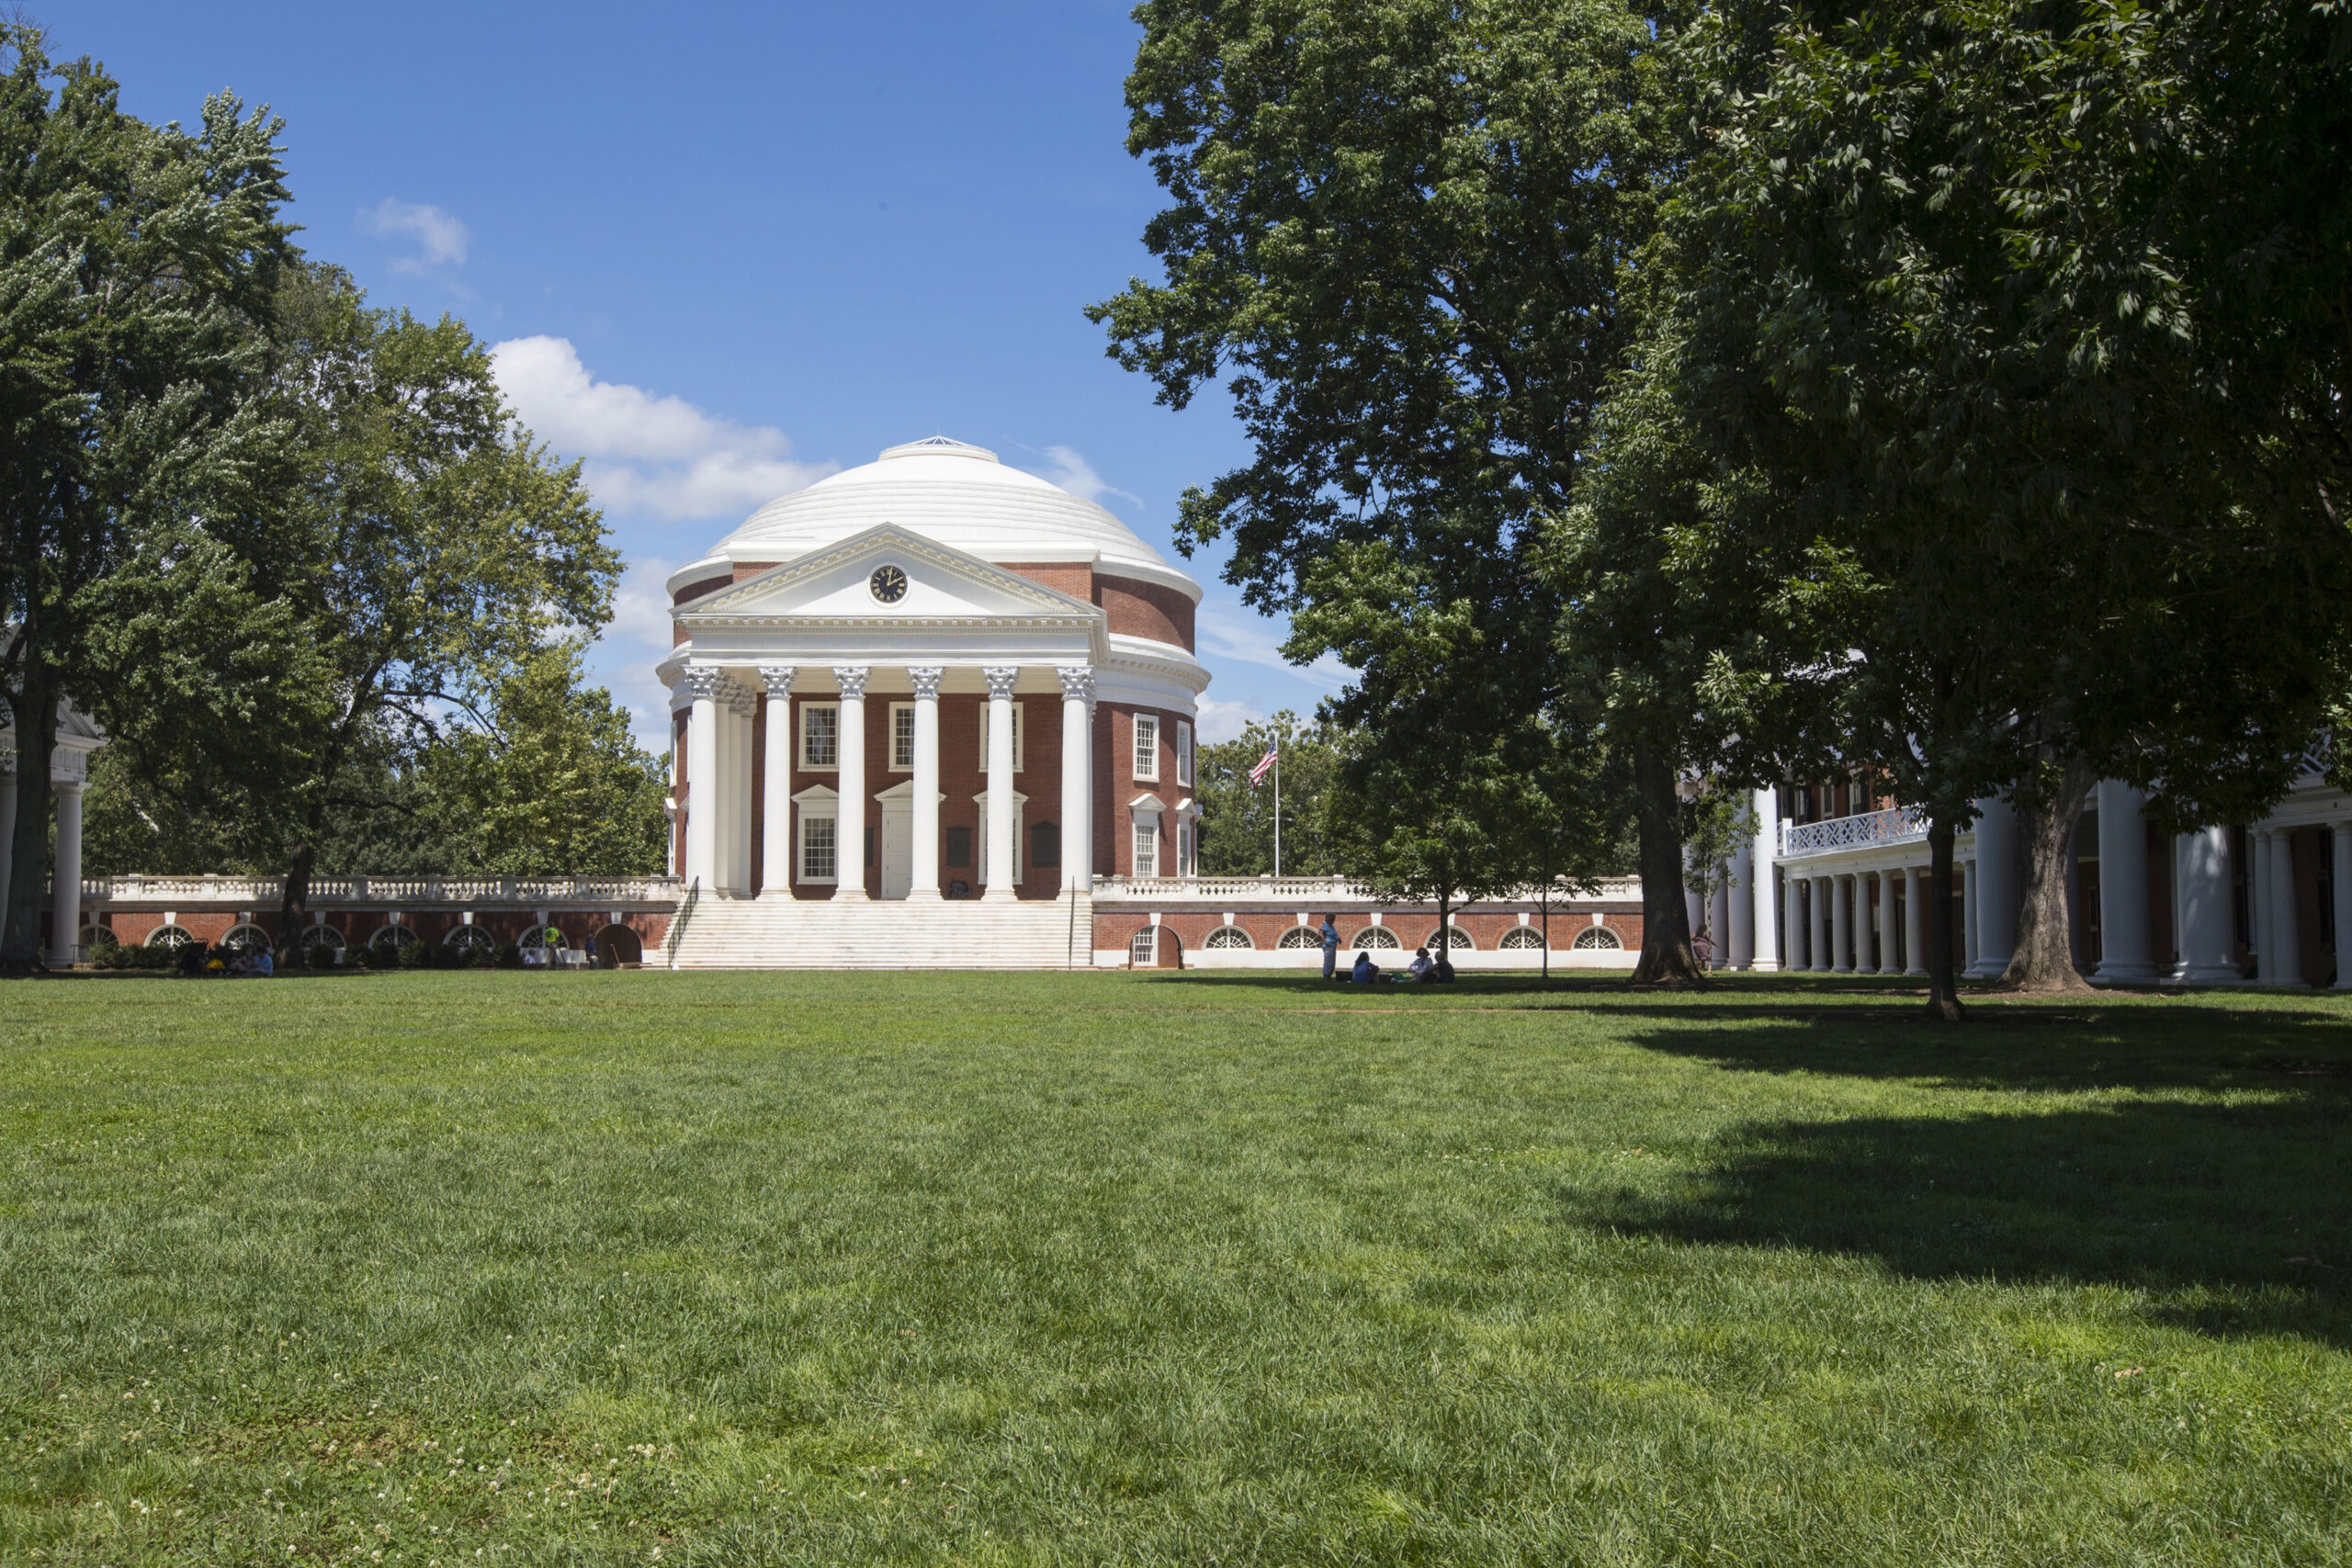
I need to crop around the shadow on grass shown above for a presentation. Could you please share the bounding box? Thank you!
[1574,1016,2352,1347]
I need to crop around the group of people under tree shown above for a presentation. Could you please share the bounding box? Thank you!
[1096,0,2352,1017]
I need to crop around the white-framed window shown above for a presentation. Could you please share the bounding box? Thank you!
[1572,926,1623,950]
[1425,927,1475,950]
[799,813,839,883]
[1499,927,1547,950]
[1134,714,1159,781]
[801,702,839,769]
[445,924,496,956]
[145,923,196,950]
[1178,820,1193,877]
[973,794,1028,886]
[1204,925,1252,949]
[369,924,421,953]
[1277,927,1318,949]
[1176,720,1193,786]
[978,701,1024,772]
[1133,819,1159,877]
[888,702,915,772]
[220,923,272,954]
[1130,928,1158,966]
[1351,927,1402,950]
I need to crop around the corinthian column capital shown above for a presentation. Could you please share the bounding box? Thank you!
[908,665,945,700]
[757,664,796,699]
[833,665,871,701]
[982,665,1021,700]
[1055,664,1094,703]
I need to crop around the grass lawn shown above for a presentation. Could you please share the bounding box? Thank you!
[2,970,2347,1567]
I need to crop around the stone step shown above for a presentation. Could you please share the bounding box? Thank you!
[664,893,1092,970]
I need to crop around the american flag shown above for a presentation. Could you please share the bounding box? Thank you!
[1249,746,1278,786]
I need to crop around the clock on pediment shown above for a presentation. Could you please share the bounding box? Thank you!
[868,564,909,604]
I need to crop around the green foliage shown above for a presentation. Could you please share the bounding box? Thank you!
[1193,712,1345,876]
[416,643,670,876]
[0,974,2346,1561]
[0,23,303,964]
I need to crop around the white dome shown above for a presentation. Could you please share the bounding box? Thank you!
[683,435,1200,601]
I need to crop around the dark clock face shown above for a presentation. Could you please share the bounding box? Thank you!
[869,564,909,604]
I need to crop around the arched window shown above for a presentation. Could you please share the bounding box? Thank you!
[444,924,496,956]
[1498,927,1547,950]
[144,924,195,950]
[301,923,346,952]
[368,924,420,952]
[1351,927,1401,950]
[1276,927,1318,949]
[79,924,118,953]
[220,923,271,954]
[1572,926,1623,950]
[1204,925,1253,949]
[593,924,644,967]
[1424,927,1475,951]
[521,925,569,951]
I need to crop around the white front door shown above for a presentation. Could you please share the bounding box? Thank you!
[880,795,913,900]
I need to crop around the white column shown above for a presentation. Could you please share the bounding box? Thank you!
[1876,869,1900,973]
[0,753,16,917]
[682,670,720,893]
[1830,874,1853,972]
[729,689,756,893]
[1749,800,1781,970]
[2175,827,2240,983]
[2248,828,2270,977]
[908,666,944,900]
[1969,796,2018,977]
[2265,826,2302,987]
[982,665,1019,899]
[1726,839,1755,969]
[1781,865,1804,971]
[1057,666,1093,894]
[2333,824,2352,991]
[1709,880,1732,970]
[1905,866,1927,976]
[833,666,870,901]
[51,778,83,964]
[2094,780,2156,982]
[1962,859,1980,972]
[1810,876,1832,971]
[758,666,794,895]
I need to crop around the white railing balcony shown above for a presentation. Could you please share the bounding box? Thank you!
[74,874,684,907]
[1779,806,1928,859]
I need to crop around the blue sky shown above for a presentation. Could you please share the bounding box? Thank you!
[68,0,1341,746]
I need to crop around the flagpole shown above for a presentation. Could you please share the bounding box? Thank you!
[1273,746,1282,879]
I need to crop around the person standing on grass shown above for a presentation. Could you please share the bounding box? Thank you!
[1320,916,1339,979]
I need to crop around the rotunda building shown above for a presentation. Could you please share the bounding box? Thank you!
[658,436,1207,962]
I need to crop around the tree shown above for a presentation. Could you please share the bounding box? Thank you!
[1657,0,2352,1013]
[1194,711,1345,875]
[1092,0,1690,972]
[417,643,669,876]
[1679,778,1756,968]
[0,26,299,968]
[263,264,617,934]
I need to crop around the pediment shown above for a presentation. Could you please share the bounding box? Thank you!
[678,524,1100,626]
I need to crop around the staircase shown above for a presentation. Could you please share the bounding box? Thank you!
[666,891,1095,970]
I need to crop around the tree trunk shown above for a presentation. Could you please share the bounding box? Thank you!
[1,667,59,973]
[1631,750,1703,985]
[1436,884,1451,974]
[1541,875,1550,981]
[276,832,316,956]
[2000,760,2097,992]
[1924,815,1965,1021]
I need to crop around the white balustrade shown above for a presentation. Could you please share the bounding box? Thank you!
[1780,806,1928,858]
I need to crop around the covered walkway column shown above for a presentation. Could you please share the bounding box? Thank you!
[2094,781,2156,982]
[1748,794,1781,970]
[1057,666,1093,894]
[51,775,83,964]
[1727,839,1755,969]
[1905,866,1927,976]
[833,666,870,901]
[2262,827,2302,987]
[681,668,721,893]
[908,667,944,900]
[2334,824,2352,991]
[2174,826,2240,983]
[1778,861,1802,971]
[0,750,14,919]
[1877,869,1901,973]
[758,666,794,895]
[1969,796,2018,977]
[982,666,1019,899]
[1809,875,1832,972]
[1831,874,1853,972]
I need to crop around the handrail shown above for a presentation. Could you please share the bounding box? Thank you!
[1780,806,1928,858]
[664,878,701,969]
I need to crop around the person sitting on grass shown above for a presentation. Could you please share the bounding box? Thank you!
[1351,950,1380,985]
[1434,948,1456,983]
[1409,946,1433,982]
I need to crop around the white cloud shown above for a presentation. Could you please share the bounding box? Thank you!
[491,336,834,522]
[1194,696,1261,744]
[1028,445,1141,510]
[360,197,469,272]
[1194,599,1351,693]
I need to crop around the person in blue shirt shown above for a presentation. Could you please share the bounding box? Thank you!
[1320,916,1340,979]
[1351,949,1378,984]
